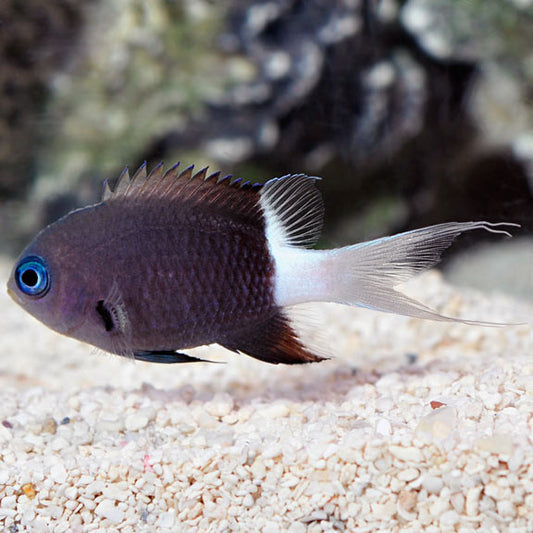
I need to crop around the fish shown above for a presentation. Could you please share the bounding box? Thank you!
[7,162,517,365]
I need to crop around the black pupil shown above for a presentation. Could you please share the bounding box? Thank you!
[21,268,38,287]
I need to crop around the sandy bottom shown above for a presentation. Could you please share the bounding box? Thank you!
[0,256,532,532]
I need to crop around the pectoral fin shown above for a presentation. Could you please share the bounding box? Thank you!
[133,350,220,364]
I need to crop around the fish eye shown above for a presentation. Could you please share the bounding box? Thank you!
[15,256,50,297]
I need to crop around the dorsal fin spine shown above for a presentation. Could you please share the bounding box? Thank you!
[193,167,209,181]
[218,175,232,185]
[206,171,221,182]
[167,162,181,175]
[179,165,194,181]
[127,161,148,194]
[102,180,113,201]
[114,166,131,195]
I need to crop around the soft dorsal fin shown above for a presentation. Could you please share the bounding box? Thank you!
[260,174,324,248]
[101,162,264,222]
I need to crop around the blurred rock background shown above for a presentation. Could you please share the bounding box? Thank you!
[1,0,532,296]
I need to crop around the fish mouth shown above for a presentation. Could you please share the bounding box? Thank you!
[7,279,89,339]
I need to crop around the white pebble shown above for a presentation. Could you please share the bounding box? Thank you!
[371,498,396,519]
[125,413,149,431]
[263,522,282,533]
[96,418,125,432]
[49,463,67,484]
[440,510,460,527]
[288,522,307,533]
[390,445,423,463]
[0,425,11,444]
[242,493,254,507]
[480,391,501,410]
[49,436,70,451]
[450,492,464,513]
[64,500,79,511]
[84,480,105,496]
[251,458,266,479]
[205,394,234,418]
[21,509,36,524]
[94,499,124,523]
[263,445,283,459]
[430,499,450,518]
[376,418,392,436]
[302,510,328,522]
[422,475,443,494]
[497,499,515,517]
[398,468,419,482]
[179,423,196,435]
[79,497,96,511]
[102,483,130,501]
[64,487,78,500]
[1,495,16,509]
[259,403,290,419]
[53,521,70,533]
[416,407,457,441]
[156,510,176,527]
[193,410,218,429]
[475,434,514,456]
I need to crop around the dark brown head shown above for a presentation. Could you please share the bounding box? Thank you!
[7,205,129,354]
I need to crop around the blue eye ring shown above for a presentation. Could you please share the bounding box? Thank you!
[15,256,50,297]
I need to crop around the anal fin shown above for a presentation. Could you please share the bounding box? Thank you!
[133,350,220,364]
[221,311,326,365]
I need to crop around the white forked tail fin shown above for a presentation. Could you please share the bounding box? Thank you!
[273,221,519,324]
[320,221,518,324]
[258,175,519,324]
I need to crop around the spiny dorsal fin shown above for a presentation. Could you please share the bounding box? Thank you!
[260,174,324,248]
[102,163,260,201]
[101,162,265,225]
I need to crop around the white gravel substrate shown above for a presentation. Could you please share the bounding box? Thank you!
[0,256,532,532]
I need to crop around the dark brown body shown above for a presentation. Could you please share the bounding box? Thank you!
[8,165,324,364]
[24,195,275,356]
[97,199,275,351]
